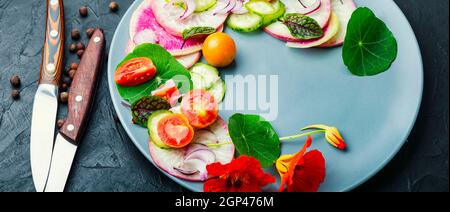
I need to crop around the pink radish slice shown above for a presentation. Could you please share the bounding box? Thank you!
[129,0,203,57]
[175,51,201,69]
[296,0,321,14]
[264,0,331,42]
[185,149,216,164]
[148,116,235,182]
[151,0,228,37]
[231,0,248,14]
[286,12,339,48]
[318,0,356,47]
[133,29,158,44]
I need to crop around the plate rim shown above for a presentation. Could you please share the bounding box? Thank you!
[107,0,424,192]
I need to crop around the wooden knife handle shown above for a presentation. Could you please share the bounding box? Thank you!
[60,29,105,144]
[39,0,64,86]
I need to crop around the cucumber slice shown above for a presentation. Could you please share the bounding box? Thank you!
[194,0,217,12]
[190,63,220,90]
[148,110,173,149]
[245,0,275,15]
[263,0,285,26]
[227,13,264,32]
[209,78,226,102]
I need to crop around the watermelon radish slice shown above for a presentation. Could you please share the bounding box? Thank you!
[175,51,202,69]
[263,0,331,42]
[129,0,203,56]
[125,41,200,69]
[286,12,339,48]
[318,0,356,47]
[149,116,235,181]
[151,0,228,37]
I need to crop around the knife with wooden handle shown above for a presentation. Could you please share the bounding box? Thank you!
[44,29,105,192]
[30,0,65,192]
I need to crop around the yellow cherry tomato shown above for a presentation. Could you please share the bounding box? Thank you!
[202,32,237,68]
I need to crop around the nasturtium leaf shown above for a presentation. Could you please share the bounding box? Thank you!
[342,7,398,76]
[228,113,281,168]
[280,13,324,40]
[116,44,192,103]
[131,96,171,127]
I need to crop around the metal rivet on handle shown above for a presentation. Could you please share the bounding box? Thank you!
[50,30,58,38]
[75,95,83,102]
[93,37,101,43]
[47,63,55,71]
[67,124,74,131]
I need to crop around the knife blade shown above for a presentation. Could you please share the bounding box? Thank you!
[44,29,105,192]
[30,0,65,192]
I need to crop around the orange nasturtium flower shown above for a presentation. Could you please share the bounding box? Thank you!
[303,124,346,150]
[276,136,326,192]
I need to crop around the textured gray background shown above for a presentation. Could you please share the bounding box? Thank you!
[0,0,448,192]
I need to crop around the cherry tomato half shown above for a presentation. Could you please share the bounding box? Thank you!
[157,113,194,148]
[114,57,157,86]
[181,89,219,129]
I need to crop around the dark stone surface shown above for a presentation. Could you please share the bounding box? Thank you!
[0,0,448,192]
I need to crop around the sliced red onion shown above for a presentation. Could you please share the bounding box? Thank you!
[178,0,197,21]
[184,143,211,157]
[213,0,236,15]
[185,149,216,164]
[231,0,248,14]
[174,159,204,175]
[296,0,321,15]
[133,29,158,45]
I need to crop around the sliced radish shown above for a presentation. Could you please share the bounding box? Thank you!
[129,0,203,56]
[185,149,216,164]
[133,29,158,45]
[318,0,356,47]
[296,0,321,15]
[149,116,234,181]
[286,12,339,48]
[175,51,201,69]
[264,0,331,42]
[151,0,228,37]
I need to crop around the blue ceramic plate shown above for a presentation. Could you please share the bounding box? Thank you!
[108,0,423,191]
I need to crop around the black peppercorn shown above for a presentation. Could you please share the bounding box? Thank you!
[77,49,85,58]
[11,89,20,100]
[109,2,119,12]
[57,118,66,129]
[76,42,85,50]
[60,92,69,103]
[61,83,69,91]
[71,29,81,40]
[68,69,77,79]
[86,28,95,38]
[70,62,79,70]
[10,75,21,88]
[69,43,77,53]
[62,75,72,86]
[79,6,88,17]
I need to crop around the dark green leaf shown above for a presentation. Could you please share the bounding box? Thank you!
[116,44,192,103]
[228,113,281,168]
[280,13,324,40]
[182,26,216,40]
[342,7,398,76]
[131,96,171,127]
